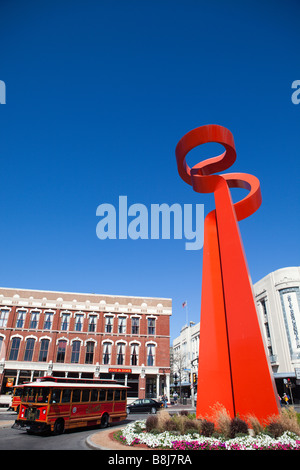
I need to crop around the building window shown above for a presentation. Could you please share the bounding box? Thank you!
[29,310,40,329]
[261,298,268,316]
[88,315,97,332]
[75,314,84,332]
[0,336,3,355]
[9,337,21,360]
[56,340,67,363]
[147,344,155,366]
[131,317,139,335]
[61,313,70,331]
[105,316,113,333]
[117,343,125,365]
[130,343,139,366]
[24,338,35,361]
[71,340,81,363]
[16,310,26,328]
[118,316,126,334]
[147,318,156,335]
[44,312,53,330]
[85,341,94,364]
[102,342,111,364]
[0,309,9,327]
[38,339,50,362]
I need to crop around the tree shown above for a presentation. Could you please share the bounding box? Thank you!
[172,349,188,402]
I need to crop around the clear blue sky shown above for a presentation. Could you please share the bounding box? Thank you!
[0,0,299,341]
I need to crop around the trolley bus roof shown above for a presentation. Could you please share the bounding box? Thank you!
[18,381,129,389]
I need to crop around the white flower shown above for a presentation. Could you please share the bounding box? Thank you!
[119,420,300,450]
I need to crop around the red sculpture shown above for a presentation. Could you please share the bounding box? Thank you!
[176,125,280,423]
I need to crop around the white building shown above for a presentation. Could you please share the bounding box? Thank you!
[172,267,300,403]
[172,321,200,397]
[253,266,300,401]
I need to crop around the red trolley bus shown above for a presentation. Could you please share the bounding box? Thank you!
[13,379,128,434]
[11,385,24,413]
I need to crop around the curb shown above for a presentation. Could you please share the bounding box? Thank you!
[86,434,108,450]
[86,426,131,451]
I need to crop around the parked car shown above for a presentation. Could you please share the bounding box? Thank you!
[126,398,163,414]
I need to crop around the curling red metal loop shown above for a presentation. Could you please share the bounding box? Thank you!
[175,124,236,184]
[175,124,262,220]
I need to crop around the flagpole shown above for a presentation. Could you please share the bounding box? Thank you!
[182,301,188,325]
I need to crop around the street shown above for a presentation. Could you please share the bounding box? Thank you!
[0,410,148,450]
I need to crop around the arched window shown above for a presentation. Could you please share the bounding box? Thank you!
[9,337,21,360]
[147,343,156,366]
[71,340,81,363]
[24,338,35,361]
[56,340,67,363]
[116,343,125,365]
[130,343,139,366]
[29,310,40,329]
[118,316,126,334]
[102,342,112,364]
[43,311,54,330]
[88,315,97,332]
[16,310,26,328]
[0,309,10,327]
[61,313,70,331]
[75,314,84,332]
[85,341,95,364]
[105,315,114,333]
[38,339,50,362]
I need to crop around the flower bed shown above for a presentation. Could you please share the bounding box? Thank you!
[119,420,300,450]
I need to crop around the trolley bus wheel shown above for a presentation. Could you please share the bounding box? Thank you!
[100,413,109,428]
[53,418,65,435]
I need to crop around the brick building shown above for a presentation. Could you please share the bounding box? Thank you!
[0,287,172,402]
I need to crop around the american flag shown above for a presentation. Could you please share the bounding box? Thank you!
[182,301,187,308]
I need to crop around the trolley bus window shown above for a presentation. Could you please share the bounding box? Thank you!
[99,390,106,401]
[50,389,62,404]
[91,389,98,402]
[114,390,120,401]
[27,388,35,403]
[37,387,50,403]
[121,390,126,401]
[81,389,90,402]
[22,387,50,403]
[62,389,71,403]
[72,389,81,402]
[107,390,114,401]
